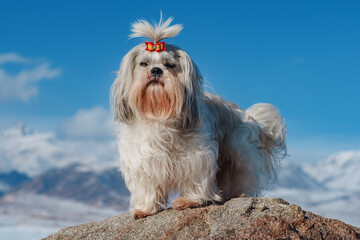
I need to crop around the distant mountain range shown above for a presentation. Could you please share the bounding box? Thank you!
[270,150,360,193]
[271,161,324,190]
[0,163,130,240]
[0,124,128,239]
[0,123,129,210]
[7,164,129,210]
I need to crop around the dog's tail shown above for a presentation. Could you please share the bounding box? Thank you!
[245,103,287,184]
[246,103,287,151]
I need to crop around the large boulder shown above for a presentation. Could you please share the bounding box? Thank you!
[43,197,360,240]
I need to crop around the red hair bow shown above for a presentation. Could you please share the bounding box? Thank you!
[145,42,166,52]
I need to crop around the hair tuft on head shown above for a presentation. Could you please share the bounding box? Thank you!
[129,16,183,43]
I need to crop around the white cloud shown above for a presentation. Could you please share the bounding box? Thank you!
[57,106,115,140]
[0,53,60,101]
[0,53,29,65]
[0,122,119,177]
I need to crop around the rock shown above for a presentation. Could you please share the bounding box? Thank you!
[43,197,360,240]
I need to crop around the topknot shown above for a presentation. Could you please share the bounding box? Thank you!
[129,16,183,43]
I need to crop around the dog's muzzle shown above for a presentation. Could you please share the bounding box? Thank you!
[151,67,163,78]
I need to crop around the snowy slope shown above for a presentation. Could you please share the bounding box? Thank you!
[0,193,120,240]
[272,161,324,190]
[0,165,130,240]
[9,164,130,210]
[304,151,360,191]
[0,124,126,240]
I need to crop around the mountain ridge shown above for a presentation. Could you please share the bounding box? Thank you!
[7,164,129,210]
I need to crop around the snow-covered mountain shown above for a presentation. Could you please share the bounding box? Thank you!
[304,151,360,191]
[272,161,324,190]
[8,164,129,210]
[0,124,125,240]
[0,164,129,240]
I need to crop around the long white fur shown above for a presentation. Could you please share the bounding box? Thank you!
[129,16,183,43]
[111,17,287,218]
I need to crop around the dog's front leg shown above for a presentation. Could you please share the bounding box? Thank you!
[127,175,167,219]
[172,142,222,210]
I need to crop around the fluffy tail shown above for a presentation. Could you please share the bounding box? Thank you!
[246,103,287,187]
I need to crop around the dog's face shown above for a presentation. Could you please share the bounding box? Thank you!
[129,47,184,120]
[112,44,202,127]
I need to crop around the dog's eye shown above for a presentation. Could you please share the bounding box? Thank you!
[164,63,176,69]
[140,62,148,67]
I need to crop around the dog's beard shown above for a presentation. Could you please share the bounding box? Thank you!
[129,72,184,120]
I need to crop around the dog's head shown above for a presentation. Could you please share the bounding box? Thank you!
[111,17,202,128]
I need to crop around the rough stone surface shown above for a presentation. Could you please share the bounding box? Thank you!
[43,197,360,240]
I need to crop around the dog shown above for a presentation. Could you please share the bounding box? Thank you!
[111,17,287,219]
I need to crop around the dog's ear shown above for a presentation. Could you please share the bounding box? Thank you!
[111,48,139,123]
[176,49,203,129]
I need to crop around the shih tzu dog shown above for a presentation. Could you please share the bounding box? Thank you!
[111,17,287,219]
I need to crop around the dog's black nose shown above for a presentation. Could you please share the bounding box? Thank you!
[151,67,163,77]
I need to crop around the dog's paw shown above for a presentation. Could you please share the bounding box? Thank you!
[132,209,154,220]
[172,197,200,210]
[238,193,249,198]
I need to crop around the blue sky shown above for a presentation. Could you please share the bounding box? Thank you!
[1,1,360,163]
